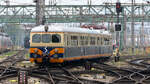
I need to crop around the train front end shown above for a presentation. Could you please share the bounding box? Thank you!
[29,25,64,64]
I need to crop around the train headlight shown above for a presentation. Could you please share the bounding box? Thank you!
[34,49,38,53]
[54,49,58,53]
[53,54,58,58]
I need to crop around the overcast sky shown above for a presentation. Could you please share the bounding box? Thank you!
[1,0,148,5]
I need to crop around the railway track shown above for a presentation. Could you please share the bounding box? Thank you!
[104,57,150,84]
[27,64,108,84]
[0,50,27,81]
[1,54,150,84]
[126,58,150,84]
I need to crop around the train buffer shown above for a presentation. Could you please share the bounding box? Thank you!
[18,70,28,84]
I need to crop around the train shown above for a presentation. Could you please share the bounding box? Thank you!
[29,25,113,65]
[0,32,13,53]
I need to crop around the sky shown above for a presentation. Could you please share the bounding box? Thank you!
[0,0,148,5]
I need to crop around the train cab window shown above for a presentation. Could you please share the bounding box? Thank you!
[52,34,61,43]
[42,34,51,43]
[32,34,41,43]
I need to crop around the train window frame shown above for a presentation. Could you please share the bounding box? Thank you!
[80,36,84,46]
[109,37,112,45]
[67,35,71,46]
[90,36,96,45]
[32,34,41,43]
[104,37,109,45]
[71,35,78,46]
[97,37,101,45]
[64,34,68,46]
[41,34,51,43]
[84,36,89,46]
[52,34,61,43]
[101,36,103,45]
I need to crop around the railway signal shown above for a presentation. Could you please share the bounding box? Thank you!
[115,24,121,31]
[116,2,122,14]
[115,2,122,61]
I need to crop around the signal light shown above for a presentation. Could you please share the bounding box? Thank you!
[116,2,121,8]
[116,2,122,13]
[115,24,121,31]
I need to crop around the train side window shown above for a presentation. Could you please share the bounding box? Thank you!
[107,38,110,45]
[71,36,78,46]
[80,36,84,46]
[104,38,109,45]
[42,34,51,43]
[109,38,112,45]
[90,37,95,45]
[67,35,70,46]
[97,37,101,45]
[85,36,88,45]
[101,37,104,45]
[32,34,41,43]
[52,34,61,43]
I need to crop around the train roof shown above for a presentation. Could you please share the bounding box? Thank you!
[31,25,111,35]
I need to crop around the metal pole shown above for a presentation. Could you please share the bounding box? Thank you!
[36,0,45,26]
[131,0,135,54]
[124,12,127,49]
[141,3,145,53]
[116,0,120,48]
[116,13,119,47]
